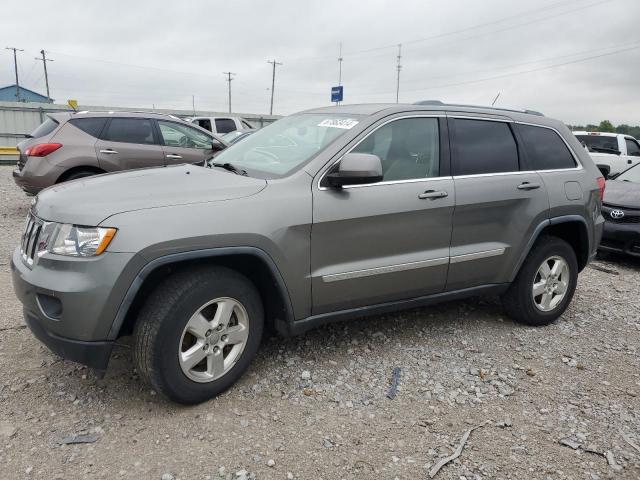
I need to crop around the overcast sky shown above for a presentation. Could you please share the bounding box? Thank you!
[1,0,639,124]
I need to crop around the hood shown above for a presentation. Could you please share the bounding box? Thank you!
[603,180,640,208]
[33,164,267,225]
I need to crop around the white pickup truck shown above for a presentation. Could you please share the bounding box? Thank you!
[573,131,640,176]
[188,116,255,135]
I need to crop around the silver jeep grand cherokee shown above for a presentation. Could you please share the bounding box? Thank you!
[11,102,605,404]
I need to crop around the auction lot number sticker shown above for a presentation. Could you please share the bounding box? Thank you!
[318,118,359,129]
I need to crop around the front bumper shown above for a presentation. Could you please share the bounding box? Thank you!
[599,221,640,257]
[11,247,137,370]
[23,308,114,370]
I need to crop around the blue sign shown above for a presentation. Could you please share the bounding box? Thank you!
[331,86,343,102]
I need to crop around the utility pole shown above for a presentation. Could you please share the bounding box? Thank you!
[35,50,54,101]
[223,72,235,113]
[395,44,402,103]
[336,42,343,106]
[192,95,195,116]
[267,59,282,116]
[338,42,343,86]
[5,47,24,101]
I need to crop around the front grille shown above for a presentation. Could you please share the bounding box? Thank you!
[602,205,640,224]
[21,213,43,266]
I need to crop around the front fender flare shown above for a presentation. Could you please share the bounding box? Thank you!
[107,246,295,340]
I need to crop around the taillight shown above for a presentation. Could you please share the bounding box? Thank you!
[25,143,62,157]
[596,176,605,201]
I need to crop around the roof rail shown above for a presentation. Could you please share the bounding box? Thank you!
[413,100,544,117]
[73,110,182,119]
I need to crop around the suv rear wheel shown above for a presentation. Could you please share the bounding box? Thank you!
[502,236,578,326]
[133,266,263,404]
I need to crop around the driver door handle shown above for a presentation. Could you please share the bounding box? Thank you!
[166,154,183,159]
[99,149,118,154]
[517,182,541,190]
[418,190,448,200]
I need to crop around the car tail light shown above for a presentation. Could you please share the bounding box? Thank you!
[25,143,62,157]
[596,176,605,201]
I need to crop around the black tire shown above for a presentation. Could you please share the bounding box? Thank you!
[502,236,578,326]
[133,266,264,404]
[60,170,98,182]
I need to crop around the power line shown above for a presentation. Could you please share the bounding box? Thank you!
[223,71,235,113]
[35,50,54,101]
[349,42,640,97]
[285,0,604,62]
[5,46,24,101]
[267,59,282,115]
[357,40,640,91]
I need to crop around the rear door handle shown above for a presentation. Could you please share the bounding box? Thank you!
[166,154,183,159]
[517,182,541,190]
[418,190,448,200]
[99,149,118,154]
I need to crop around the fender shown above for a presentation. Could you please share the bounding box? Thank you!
[107,246,295,340]
[509,214,590,282]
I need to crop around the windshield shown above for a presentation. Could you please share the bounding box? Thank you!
[210,113,362,177]
[617,163,640,183]
[575,134,619,153]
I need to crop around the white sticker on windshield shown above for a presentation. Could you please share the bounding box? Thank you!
[317,118,359,129]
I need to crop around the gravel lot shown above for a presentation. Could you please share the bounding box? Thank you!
[1,165,639,479]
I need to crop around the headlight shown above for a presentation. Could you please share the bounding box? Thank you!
[38,223,117,257]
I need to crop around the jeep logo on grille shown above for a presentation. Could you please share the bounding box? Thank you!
[610,209,625,219]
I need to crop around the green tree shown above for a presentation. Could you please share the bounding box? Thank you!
[616,124,631,135]
[598,120,615,133]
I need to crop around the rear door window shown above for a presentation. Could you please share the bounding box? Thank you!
[215,118,237,134]
[452,119,519,175]
[102,118,156,145]
[68,117,108,138]
[519,124,576,170]
[30,118,59,138]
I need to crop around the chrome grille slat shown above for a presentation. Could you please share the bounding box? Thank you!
[20,213,42,266]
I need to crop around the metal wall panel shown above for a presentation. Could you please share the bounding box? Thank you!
[0,101,279,147]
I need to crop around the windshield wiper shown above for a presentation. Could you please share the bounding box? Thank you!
[589,146,621,155]
[210,162,247,176]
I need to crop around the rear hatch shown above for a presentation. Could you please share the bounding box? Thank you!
[16,114,67,170]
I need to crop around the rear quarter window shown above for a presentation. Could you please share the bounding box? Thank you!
[519,124,576,170]
[68,117,108,138]
[30,118,59,138]
[453,119,519,175]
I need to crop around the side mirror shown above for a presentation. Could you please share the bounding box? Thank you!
[211,142,225,152]
[325,153,383,188]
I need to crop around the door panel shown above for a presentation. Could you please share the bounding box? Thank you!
[446,116,550,290]
[95,117,164,171]
[447,172,549,290]
[311,178,454,314]
[95,140,164,171]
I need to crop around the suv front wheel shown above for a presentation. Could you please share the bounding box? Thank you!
[502,236,578,326]
[133,266,264,404]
